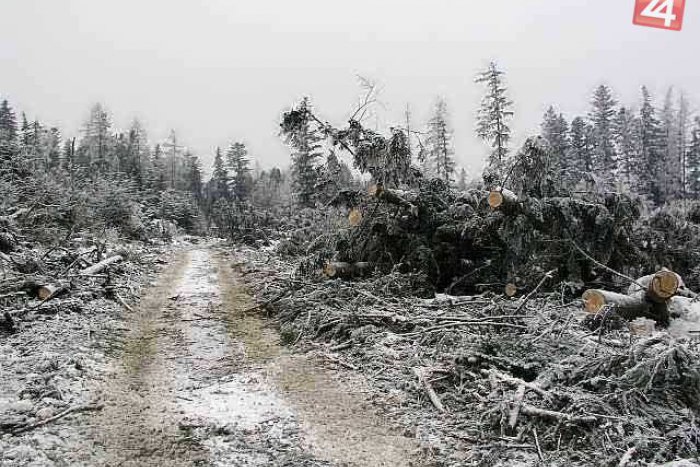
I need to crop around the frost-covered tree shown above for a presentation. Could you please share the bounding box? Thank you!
[80,103,112,174]
[678,92,690,198]
[46,127,62,170]
[589,85,618,184]
[211,146,229,200]
[0,99,18,168]
[284,97,323,207]
[126,119,148,186]
[475,61,514,181]
[687,118,700,199]
[541,106,569,176]
[226,142,252,201]
[639,86,665,204]
[613,107,642,189]
[426,98,455,184]
[660,88,682,201]
[567,116,594,185]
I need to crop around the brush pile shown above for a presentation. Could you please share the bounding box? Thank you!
[238,245,700,466]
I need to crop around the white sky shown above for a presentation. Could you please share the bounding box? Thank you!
[1,0,697,174]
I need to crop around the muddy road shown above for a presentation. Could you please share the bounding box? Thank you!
[1,245,420,466]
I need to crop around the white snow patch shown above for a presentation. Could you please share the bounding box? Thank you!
[177,373,294,430]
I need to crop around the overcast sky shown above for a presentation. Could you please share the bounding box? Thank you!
[1,0,697,174]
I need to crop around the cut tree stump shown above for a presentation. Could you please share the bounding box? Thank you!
[488,188,518,209]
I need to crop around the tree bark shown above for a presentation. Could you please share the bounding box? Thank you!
[368,185,419,216]
[79,255,123,276]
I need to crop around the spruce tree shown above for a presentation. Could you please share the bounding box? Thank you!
[589,85,618,185]
[47,127,62,170]
[567,117,594,186]
[426,98,455,184]
[80,103,112,174]
[456,168,468,191]
[639,86,664,204]
[0,99,18,168]
[687,118,700,199]
[211,147,230,200]
[541,106,569,177]
[660,88,681,200]
[613,107,642,190]
[226,142,251,201]
[285,98,323,207]
[475,61,514,181]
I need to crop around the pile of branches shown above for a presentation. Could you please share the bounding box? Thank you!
[0,211,156,335]
[240,253,700,466]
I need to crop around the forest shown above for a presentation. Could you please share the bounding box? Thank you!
[2,62,700,466]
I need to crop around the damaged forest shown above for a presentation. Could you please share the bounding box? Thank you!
[3,61,700,467]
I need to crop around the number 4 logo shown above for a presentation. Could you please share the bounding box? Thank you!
[634,0,685,31]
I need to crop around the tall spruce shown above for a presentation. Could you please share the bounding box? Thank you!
[589,85,618,185]
[0,99,18,168]
[541,106,569,177]
[639,86,664,204]
[286,97,323,207]
[426,97,455,184]
[567,117,594,186]
[211,147,230,200]
[687,117,700,199]
[226,142,252,201]
[475,61,514,182]
[613,107,642,189]
[660,88,682,200]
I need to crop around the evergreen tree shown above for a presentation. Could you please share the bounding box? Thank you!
[678,92,690,198]
[185,152,203,200]
[475,61,514,181]
[47,127,62,170]
[541,106,569,176]
[127,119,148,186]
[613,107,642,189]
[426,98,455,184]
[687,118,700,199]
[0,99,18,168]
[639,86,664,204]
[211,147,230,200]
[567,117,594,185]
[285,97,323,207]
[226,142,252,201]
[80,103,112,174]
[145,143,167,193]
[660,88,682,200]
[589,85,618,184]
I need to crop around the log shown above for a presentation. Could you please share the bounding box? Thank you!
[368,184,419,216]
[79,255,123,276]
[323,262,373,279]
[412,367,445,413]
[582,289,652,317]
[488,188,518,209]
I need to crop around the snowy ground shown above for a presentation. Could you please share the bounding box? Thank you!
[0,244,420,466]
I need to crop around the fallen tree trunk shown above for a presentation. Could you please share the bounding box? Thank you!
[488,188,518,209]
[79,255,123,276]
[36,284,68,301]
[368,185,419,216]
[324,262,373,279]
[582,289,652,317]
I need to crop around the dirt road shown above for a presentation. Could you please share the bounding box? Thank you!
[1,245,419,466]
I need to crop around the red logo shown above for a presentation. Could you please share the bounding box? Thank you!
[634,0,685,31]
